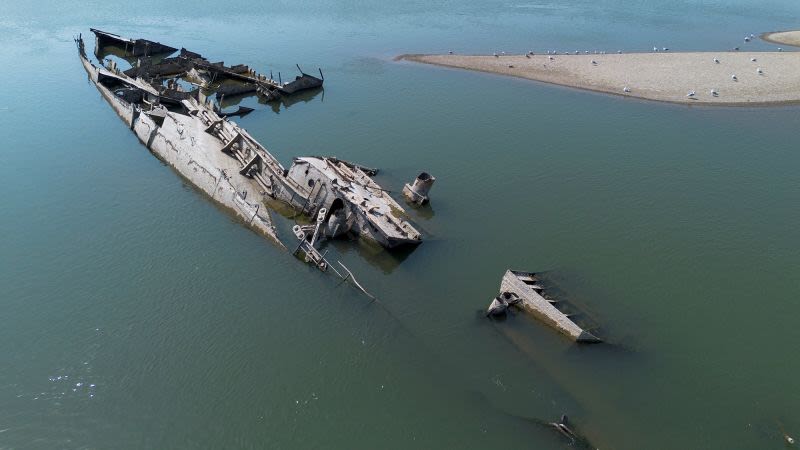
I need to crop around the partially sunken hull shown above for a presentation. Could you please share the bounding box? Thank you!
[77,47,283,248]
[500,270,601,343]
[76,31,422,254]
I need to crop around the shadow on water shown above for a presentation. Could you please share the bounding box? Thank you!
[327,235,420,274]
[406,201,436,220]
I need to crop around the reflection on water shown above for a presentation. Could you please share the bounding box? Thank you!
[264,86,324,113]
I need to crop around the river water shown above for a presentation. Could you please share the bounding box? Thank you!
[1,1,799,448]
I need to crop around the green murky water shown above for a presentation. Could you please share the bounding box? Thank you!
[1,1,799,448]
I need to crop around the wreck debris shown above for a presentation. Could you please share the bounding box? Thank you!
[91,28,323,104]
[337,261,376,300]
[213,104,254,118]
[292,208,331,271]
[402,172,435,205]
[548,414,595,447]
[486,291,521,316]
[488,270,601,343]
[90,28,177,57]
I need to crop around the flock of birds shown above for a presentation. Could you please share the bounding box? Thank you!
[448,31,784,101]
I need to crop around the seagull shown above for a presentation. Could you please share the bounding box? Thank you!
[525,54,531,58]
[653,46,658,52]
[529,51,534,55]
[757,67,763,74]
[686,90,696,97]
[733,47,740,51]
[501,51,506,55]
[546,50,551,55]
[778,47,783,52]
[710,89,718,96]
[448,50,453,54]
[744,36,751,42]
[617,50,622,54]
[584,50,590,54]
[548,55,554,60]
[714,57,720,63]
[663,47,669,51]
[508,64,514,68]
[591,60,598,65]
[731,74,738,81]
[493,52,498,57]
[751,57,756,62]
[623,86,631,93]
[750,33,755,38]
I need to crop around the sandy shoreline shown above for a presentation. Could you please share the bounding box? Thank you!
[399,51,800,106]
[761,30,800,48]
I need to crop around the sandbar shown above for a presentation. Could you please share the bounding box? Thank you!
[399,51,800,106]
[761,31,800,48]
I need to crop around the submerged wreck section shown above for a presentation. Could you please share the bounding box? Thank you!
[488,270,601,343]
[91,28,177,57]
[90,28,323,103]
[76,30,422,257]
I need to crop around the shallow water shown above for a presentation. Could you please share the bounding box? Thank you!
[1,1,799,448]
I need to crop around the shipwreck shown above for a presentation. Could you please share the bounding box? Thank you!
[76,30,423,276]
[487,270,601,343]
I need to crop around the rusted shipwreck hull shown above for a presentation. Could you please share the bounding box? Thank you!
[492,270,601,343]
[92,28,323,103]
[75,32,420,252]
[90,28,177,57]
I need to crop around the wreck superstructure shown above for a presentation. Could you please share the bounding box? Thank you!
[75,31,422,255]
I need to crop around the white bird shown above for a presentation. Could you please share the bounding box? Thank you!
[757,67,763,74]
[584,50,590,54]
[653,46,658,52]
[623,86,631,93]
[501,51,506,55]
[448,50,453,54]
[548,55,554,60]
[731,74,738,81]
[744,36,751,42]
[710,89,718,96]
[750,33,755,38]
[493,52,498,57]
[617,50,622,54]
[591,60,597,65]
[663,47,669,51]
[529,51,534,55]
[687,90,696,97]
[546,50,551,55]
[778,47,783,52]
[714,57,720,63]
[751,57,756,62]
